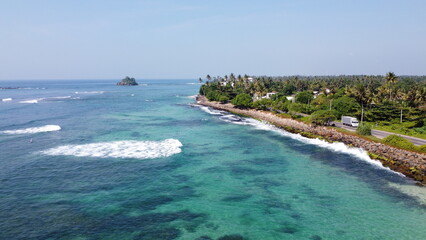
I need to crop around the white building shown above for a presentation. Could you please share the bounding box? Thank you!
[220,81,234,87]
[265,92,277,99]
[286,96,295,102]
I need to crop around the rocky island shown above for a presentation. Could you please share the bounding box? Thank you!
[116,76,138,86]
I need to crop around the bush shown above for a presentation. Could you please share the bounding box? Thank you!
[231,93,252,108]
[295,91,314,104]
[414,126,426,134]
[310,110,336,126]
[332,96,360,117]
[399,127,409,134]
[288,102,315,114]
[379,121,391,126]
[418,145,426,153]
[252,98,273,110]
[382,134,415,150]
[218,95,229,103]
[356,124,372,136]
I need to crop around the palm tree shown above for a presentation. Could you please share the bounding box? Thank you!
[385,72,398,101]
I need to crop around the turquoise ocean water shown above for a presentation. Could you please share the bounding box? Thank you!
[0,79,425,240]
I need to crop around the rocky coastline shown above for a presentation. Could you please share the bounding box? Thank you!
[196,95,426,184]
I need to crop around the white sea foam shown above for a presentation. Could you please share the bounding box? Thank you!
[47,96,72,100]
[19,99,40,104]
[20,87,46,90]
[196,105,402,175]
[1,125,61,134]
[197,105,225,115]
[40,139,183,159]
[186,83,202,85]
[18,96,74,104]
[187,95,197,99]
[2,98,12,102]
[74,91,104,94]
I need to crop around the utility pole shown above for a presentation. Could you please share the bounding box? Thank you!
[329,99,332,111]
[400,108,403,123]
[361,104,364,124]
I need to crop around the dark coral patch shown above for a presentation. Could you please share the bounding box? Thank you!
[221,194,252,202]
[195,236,213,240]
[278,226,298,234]
[134,227,180,240]
[310,235,322,240]
[217,234,245,240]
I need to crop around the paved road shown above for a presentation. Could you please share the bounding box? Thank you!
[333,122,426,146]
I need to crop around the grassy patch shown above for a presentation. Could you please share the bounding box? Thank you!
[366,121,426,140]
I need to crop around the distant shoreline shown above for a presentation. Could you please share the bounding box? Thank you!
[196,95,426,184]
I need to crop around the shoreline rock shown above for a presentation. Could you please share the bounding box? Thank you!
[196,95,426,184]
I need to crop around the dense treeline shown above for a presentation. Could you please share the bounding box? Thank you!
[199,73,426,134]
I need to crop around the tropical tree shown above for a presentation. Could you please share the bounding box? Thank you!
[295,91,314,104]
[206,74,212,82]
[310,110,337,126]
[332,96,360,117]
[232,93,252,108]
[385,72,398,101]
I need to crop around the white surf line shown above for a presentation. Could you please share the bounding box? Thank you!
[1,125,61,134]
[195,104,404,176]
[40,139,183,159]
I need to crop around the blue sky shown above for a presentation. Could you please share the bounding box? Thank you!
[0,0,425,79]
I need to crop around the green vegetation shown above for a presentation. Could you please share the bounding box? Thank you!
[117,76,138,86]
[382,134,416,150]
[199,73,426,139]
[332,96,360,117]
[231,93,252,108]
[371,120,426,139]
[295,91,314,104]
[356,124,372,136]
[310,110,336,126]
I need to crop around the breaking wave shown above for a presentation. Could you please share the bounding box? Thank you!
[40,139,183,159]
[1,125,61,134]
[46,96,72,100]
[19,99,40,104]
[19,87,46,90]
[2,98,12,102]
[74,91,104,94]
[18,96,75,103]
[196,105,402,175]
[197,105,226,115]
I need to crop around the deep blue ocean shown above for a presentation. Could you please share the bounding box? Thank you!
[1,79,426,240]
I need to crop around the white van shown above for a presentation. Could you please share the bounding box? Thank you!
[341,116,359,127]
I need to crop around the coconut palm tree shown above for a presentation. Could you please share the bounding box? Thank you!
[385,72,398,101]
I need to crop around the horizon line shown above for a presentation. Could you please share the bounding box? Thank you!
[2,74,426,81]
